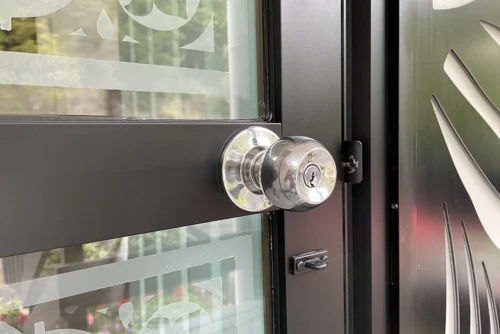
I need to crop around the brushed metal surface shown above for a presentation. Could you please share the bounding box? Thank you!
[400,0,500,332]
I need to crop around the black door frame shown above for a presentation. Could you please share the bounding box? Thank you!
[348,0,395,333]
[275,1,345,332]
[0,1,350,333]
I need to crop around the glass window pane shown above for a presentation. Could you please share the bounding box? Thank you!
[0,215,268,333]
[0,0,264,119]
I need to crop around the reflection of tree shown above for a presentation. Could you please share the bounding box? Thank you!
[39,249,62,277]
[0,18,66,114]
[0,0,232,118]
[123,0,188,18]
[39,240,121,277]
[0,297,25,331]
[1,227,219,332]
[117,0,230,118]
[0,19,37,53]
[127,230,180,257]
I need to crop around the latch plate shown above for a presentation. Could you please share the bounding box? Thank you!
[290,249,328,275]
[342,140,363,184]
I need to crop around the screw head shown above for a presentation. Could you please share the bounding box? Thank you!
[296,261,305,272]
[391,203,399,210]
[304,164,322,188]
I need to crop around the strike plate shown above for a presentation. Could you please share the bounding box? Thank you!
[289,249,328,276]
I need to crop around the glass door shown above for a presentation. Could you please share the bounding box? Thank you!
[0,216,266,333]
[0,1,346,333]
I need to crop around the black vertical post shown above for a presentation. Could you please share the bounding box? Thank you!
[350,0,391,332]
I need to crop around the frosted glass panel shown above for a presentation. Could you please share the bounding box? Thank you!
[0,0,263,119]
[0,215,267,333]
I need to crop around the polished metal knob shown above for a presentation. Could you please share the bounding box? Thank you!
[220,127,337,212]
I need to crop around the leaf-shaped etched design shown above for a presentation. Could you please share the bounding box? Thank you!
[444,50,500,139]
[483,262,500,334]
[0,321,22,334]
[122,35,139,44]
[122,0,188,19]
[144,301,213,333]
[118,302,134,328]
[461,220,481,334]
[181,15,214,53]
[432,94,500,251]
[431,18,500,330]
[142,295,153,303]
[118,0,200,31]
[0,0,74,31]
[480,20,500,46]
[433,0,475,10]
[96,307,108,314]
[434,95,500,331]
[193,277,223,304]
[97,9,114,40]
[65,306,79,314]
[443,203,460,334]
[70,28,87,37]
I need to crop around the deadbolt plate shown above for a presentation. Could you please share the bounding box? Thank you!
[290,249,328,275]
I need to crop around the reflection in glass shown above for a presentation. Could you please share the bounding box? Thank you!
[0,216,267,333]
[0,0,263,119]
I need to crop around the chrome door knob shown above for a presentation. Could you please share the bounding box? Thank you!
[220,127,337,212]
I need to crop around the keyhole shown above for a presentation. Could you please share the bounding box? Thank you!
[310,172,316,185]
[304,165,321,188]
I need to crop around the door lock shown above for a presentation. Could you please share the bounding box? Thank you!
[220,127,337,212]
[290,250,328,275]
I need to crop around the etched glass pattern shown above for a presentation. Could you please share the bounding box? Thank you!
[0,0,263,119]
[0,216,267,333]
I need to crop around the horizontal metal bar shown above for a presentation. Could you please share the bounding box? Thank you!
[0,122,281,257]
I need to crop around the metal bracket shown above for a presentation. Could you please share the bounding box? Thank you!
[290,249,328,275]
[342,140,363,184]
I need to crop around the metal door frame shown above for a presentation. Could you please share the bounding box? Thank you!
[0,1,347,333]
[347,0,396,333]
